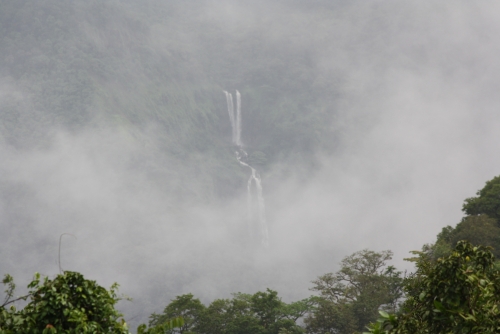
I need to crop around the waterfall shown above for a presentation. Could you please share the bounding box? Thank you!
[224,91,237,145]
[235,90,242,147]
[224,90,269,247]
[253,170,269,246]
[236,151,269,247]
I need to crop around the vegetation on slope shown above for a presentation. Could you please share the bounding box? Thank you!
[0,0,339,203]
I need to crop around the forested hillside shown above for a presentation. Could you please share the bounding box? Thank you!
[0,0,337,202]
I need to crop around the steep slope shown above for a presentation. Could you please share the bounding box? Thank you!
[0,0,337,204]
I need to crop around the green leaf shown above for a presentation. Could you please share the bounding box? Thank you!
[378,310,389,318]
[419,291,426,301]
[433,300,444,311]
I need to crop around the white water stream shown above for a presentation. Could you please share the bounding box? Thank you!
[224,90,269,246]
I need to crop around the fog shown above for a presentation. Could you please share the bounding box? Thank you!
[2,0,500,329]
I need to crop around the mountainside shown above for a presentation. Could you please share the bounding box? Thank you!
[0,0,338,203]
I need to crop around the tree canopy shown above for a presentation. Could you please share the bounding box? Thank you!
[148,289,313,334]
[432,215,500,259]
[0,271,130,334]
[366,241,500,334]
[306,249,403,334]
[463,175,500,222]
[425,175,500,260]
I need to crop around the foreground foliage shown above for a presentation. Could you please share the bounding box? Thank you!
[365,241,500,334]
[0,271,130,334]
[0,271,184,334]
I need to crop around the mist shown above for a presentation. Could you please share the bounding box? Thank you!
[2,0,500,329]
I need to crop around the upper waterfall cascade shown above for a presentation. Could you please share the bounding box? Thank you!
[224,90,269,247]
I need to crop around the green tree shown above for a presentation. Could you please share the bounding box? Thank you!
[305,299,357,334]
[149,294,204,334]
[137,317,184,334]
[0,271,130,334]
[155,290,312,334]
[249,289,309,334]
[463,175,500,222]
[205,293,262,334]
[424,175,500,261]
[306,250,403,334]
[365,241,500,333]
[195,299,241,334]
[432,216,500,259]
[197,290,311,334]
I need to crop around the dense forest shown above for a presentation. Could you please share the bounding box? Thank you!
[2,0,500,332]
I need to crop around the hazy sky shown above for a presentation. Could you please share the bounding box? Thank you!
[2,0,500,329]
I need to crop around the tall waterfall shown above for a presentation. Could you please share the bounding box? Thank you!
[224,90,269,247]
[235,91,242,147]
[224,91,236,145]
